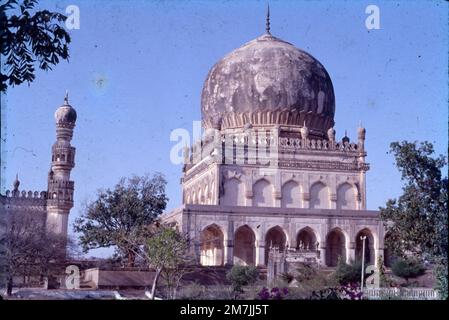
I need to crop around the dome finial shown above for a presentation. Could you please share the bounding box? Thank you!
[64,90,69,105]
[265,3,271,34]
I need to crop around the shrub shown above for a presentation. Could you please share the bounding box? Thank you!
[434,262,448,300]
[391,258,425,284]
[283,267,337,300]
[257,287,289,300]
[377,256,395,287]
[177,282,205,300]
[295,262,318,282]
[333,258,363,285]
[226,265,259,292]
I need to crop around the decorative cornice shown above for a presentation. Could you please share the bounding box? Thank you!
[203,109,334,137]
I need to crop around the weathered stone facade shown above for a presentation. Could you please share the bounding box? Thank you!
[163,27,384,268]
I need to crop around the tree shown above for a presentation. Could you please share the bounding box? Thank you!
[391,258,425,285]
[160,254,194,299]
[0,210,72,296]
[73,173,168,267]
[379,141,447,296]
[0,0,71,92]
[143,225,191,300]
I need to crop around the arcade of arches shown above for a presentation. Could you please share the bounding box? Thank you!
[198,224,379,267]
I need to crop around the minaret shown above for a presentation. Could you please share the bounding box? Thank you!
[46,92,77,237]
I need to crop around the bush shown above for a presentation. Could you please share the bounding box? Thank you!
[391,258,425,284]
[226,265,259,292]
[295,262,318,282]
[434,263,448,300]
[333,258,363,285]
[283,267,337,300]
[257,287,289,300]
[376,256,396,287]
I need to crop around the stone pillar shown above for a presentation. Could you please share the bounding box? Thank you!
[319,245,326,266]
[348,242,356,263]
[225,220,234,266]
[256,241,265,267]
[273,190,282,207]
[194,241,201,265]
[224,239,234,266]
[302,192,310,209]
[330,193,337,209]
[289,231,297,249]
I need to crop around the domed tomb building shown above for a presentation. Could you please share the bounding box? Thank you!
[164,19,384,269]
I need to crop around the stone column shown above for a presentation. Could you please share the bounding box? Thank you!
[225,220,234,266]
[194,241,201,265]
[224,239,234,266]
[302,192,310,209]
[347,242,356,263]
[330,193,337,209]
[256,241,265,267]
[319,245,326,266]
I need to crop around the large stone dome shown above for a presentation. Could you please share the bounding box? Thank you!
[201,33,335,137]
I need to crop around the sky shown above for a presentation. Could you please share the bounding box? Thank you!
[1,0,447,258]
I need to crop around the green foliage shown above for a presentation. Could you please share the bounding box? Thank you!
[295,262,319,282]
[226,265,259,292]
[377,256,395,287]
[333,258,363,285]
[0,0,71,92]
[74,173,168,266]
[380,141,448,263]
[434,262,448,300]
[146,226,190,271]
[391,258,425,283]
[145,225,191,299]
[279,264,337,299]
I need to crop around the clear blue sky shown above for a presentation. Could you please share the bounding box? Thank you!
[1,0,447,257]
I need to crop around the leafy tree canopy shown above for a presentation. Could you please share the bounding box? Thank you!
[144,225,191,299]
[73,173,168,266]
[0,0,71,92]
[380,141,448,263]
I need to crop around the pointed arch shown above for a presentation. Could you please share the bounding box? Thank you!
[265,226,287,264]
[309,182,329,209]
[253,178,274,207]
[233,225,256,266]
[337,182,357,210]
[221,177,245,206]
[281,180,301,208]
[200,224,224,266]
[326,228,346,267]
[355,228,375,265]
[297,227,318,251]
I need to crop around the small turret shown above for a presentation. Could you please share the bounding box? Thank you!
[342,130,350,144]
